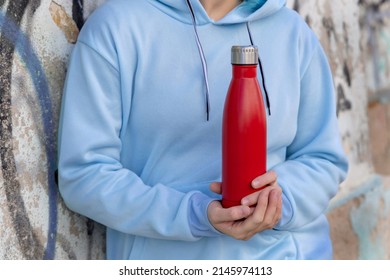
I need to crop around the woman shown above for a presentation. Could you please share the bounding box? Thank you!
[58,0,349,259]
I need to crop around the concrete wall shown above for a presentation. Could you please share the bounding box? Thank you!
[0,0,389,259]
[287,0,390,259]
[0,0,106,260]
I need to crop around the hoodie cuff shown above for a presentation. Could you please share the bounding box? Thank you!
[274,191,294,230]
[188,192,223,238]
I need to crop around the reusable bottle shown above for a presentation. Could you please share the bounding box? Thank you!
[221,45,267,208]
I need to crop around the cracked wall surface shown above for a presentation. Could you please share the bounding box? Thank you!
[0,0,389,259]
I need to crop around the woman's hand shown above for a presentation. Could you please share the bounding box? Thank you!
[207,171,282,240]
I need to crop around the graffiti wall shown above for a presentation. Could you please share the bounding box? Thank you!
[0,0,389,259]
[0,0,105,260]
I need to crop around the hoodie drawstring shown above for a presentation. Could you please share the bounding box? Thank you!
[246,21,271,116]
[185,0,211,121]
[185,0,271,120]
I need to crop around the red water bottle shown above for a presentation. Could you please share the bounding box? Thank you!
[222,45,267,208]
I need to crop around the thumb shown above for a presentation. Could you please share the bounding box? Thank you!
[210,182,222,194]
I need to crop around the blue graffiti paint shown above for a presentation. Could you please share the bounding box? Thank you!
[0,12,58,260]
[350,184,385,259]
[327,175,382,212]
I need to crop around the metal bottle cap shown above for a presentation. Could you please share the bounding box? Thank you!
[231,45,258,65]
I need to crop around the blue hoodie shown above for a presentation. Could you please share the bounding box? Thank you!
[58,0,349,259]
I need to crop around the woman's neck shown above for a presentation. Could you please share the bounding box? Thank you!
[199,0,242,21]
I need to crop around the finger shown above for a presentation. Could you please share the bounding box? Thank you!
[241,190,261,206]
[231,187,282,239]
[209,182,222,194]
[273,194,283,225]
[250,188,270,223]
[208,201,251,224]
[242,176,280,206]
[261,188,282,229]
[240,189,271,232]
[251,170,277,189]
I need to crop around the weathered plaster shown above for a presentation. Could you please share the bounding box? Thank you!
[49,1,79,43]
[1,0,105,260]
[0,0,389,259]
[350,177,390,259]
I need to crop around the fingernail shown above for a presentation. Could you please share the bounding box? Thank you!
[251,178,259,187]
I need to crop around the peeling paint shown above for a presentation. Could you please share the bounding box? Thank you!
[328,175,390,259]
[350,182,390,259]
[360,0,390,98]
[49,1,79,44]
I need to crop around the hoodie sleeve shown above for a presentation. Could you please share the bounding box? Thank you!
[58,40,220,241]
[272,44,348,230]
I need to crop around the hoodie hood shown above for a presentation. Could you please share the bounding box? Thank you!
[149,0,287,25]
